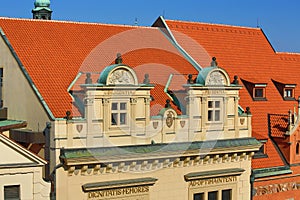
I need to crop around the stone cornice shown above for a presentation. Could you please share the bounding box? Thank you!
[60,138,260,176]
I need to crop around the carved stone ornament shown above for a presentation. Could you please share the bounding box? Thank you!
[153,122,158,129]
[206,71,226,85]
[180,120,186,128]
[166,111,174,128]
[76,124,83,133]
[240,118,245,125]
[108,69,135,85]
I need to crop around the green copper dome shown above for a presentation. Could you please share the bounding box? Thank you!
[34,0,50,7]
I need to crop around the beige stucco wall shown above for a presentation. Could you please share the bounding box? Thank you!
[55,157,252,200]
[0,167,50,200]
[0,37,51,131]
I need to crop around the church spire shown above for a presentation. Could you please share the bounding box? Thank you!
[32,0,52,20]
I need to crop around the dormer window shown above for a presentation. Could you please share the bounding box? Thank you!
[253,84,267,100]
[254,87,264,98]
[111,102,127,126]
[241,79,267,101]
[283,85,295,100]
[272,79,296,101]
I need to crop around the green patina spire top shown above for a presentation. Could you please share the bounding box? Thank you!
[34,0,51,7]
[32,0,52,20]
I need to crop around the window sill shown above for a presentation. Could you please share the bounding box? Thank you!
[253,153,268,159]
[253,97,267,101]
[283,97,296,101]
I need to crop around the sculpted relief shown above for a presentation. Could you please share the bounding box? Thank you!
[206,71,226,86]
[108,69,135,85]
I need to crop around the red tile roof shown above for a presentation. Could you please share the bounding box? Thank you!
[0,17,195,118]
[163,19,300,169]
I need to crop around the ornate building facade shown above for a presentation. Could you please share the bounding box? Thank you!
[1,1,300,199]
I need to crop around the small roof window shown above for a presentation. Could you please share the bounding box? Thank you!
[272,79,296,101]
[241,79,267,101]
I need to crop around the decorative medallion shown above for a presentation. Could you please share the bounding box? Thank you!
[108,69,134,85]
[153,122,158,129]
[180,120,186,128]
[166,111,174,128]
[76,124,83,133]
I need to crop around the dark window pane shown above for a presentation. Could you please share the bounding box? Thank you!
[208,110,213,121]
[222,189,232,200]
[297,143,300,155]
[4,185,20,200]
[254,88,264,98]
[194,193,204,200]
[215,101,220,108]
[111,113,118,125]
[208,101,213,108]
[120,113,126,125]
[285,89,293,97]
[208,191,218,200]
[259,144,265,154]
[120,103,126,110]
[112,103,118,110]
[215,110,220,121]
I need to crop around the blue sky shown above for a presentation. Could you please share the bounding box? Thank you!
[1,0,299,52]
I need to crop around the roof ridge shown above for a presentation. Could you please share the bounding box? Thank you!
[165,18,261,31]
[0,17,158,29]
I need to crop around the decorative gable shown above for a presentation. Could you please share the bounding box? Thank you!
[98,64,138,86]
[0,134,46,167]
[195,58,230,86]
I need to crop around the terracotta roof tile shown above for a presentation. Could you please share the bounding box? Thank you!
[0,17,195,118]
[165,19,300,169]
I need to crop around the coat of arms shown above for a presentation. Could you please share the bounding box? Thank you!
[166,111,174,128]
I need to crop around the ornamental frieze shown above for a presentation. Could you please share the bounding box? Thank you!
[254,182,300,196]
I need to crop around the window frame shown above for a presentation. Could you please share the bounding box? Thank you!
[283,85,296,100]
[111,101,128,126]
[192,188,233,200]
[4,185,20,200]
[253,86,267,101]
[207,99,222,123]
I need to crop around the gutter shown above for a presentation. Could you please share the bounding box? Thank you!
[0,28,55,120]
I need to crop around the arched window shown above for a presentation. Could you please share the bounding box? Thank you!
[296,143,300,155]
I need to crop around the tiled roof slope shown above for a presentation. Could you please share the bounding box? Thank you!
[0,17,196,118]
[164,19,300,169]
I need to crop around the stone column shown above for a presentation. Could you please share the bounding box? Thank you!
[85,97,94,146]
[201,97,207,136]
[130,98,137,136]
[102,98,110,135]
[234,97,240,138]
[223,97,229,132]
[144,97,151,136]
